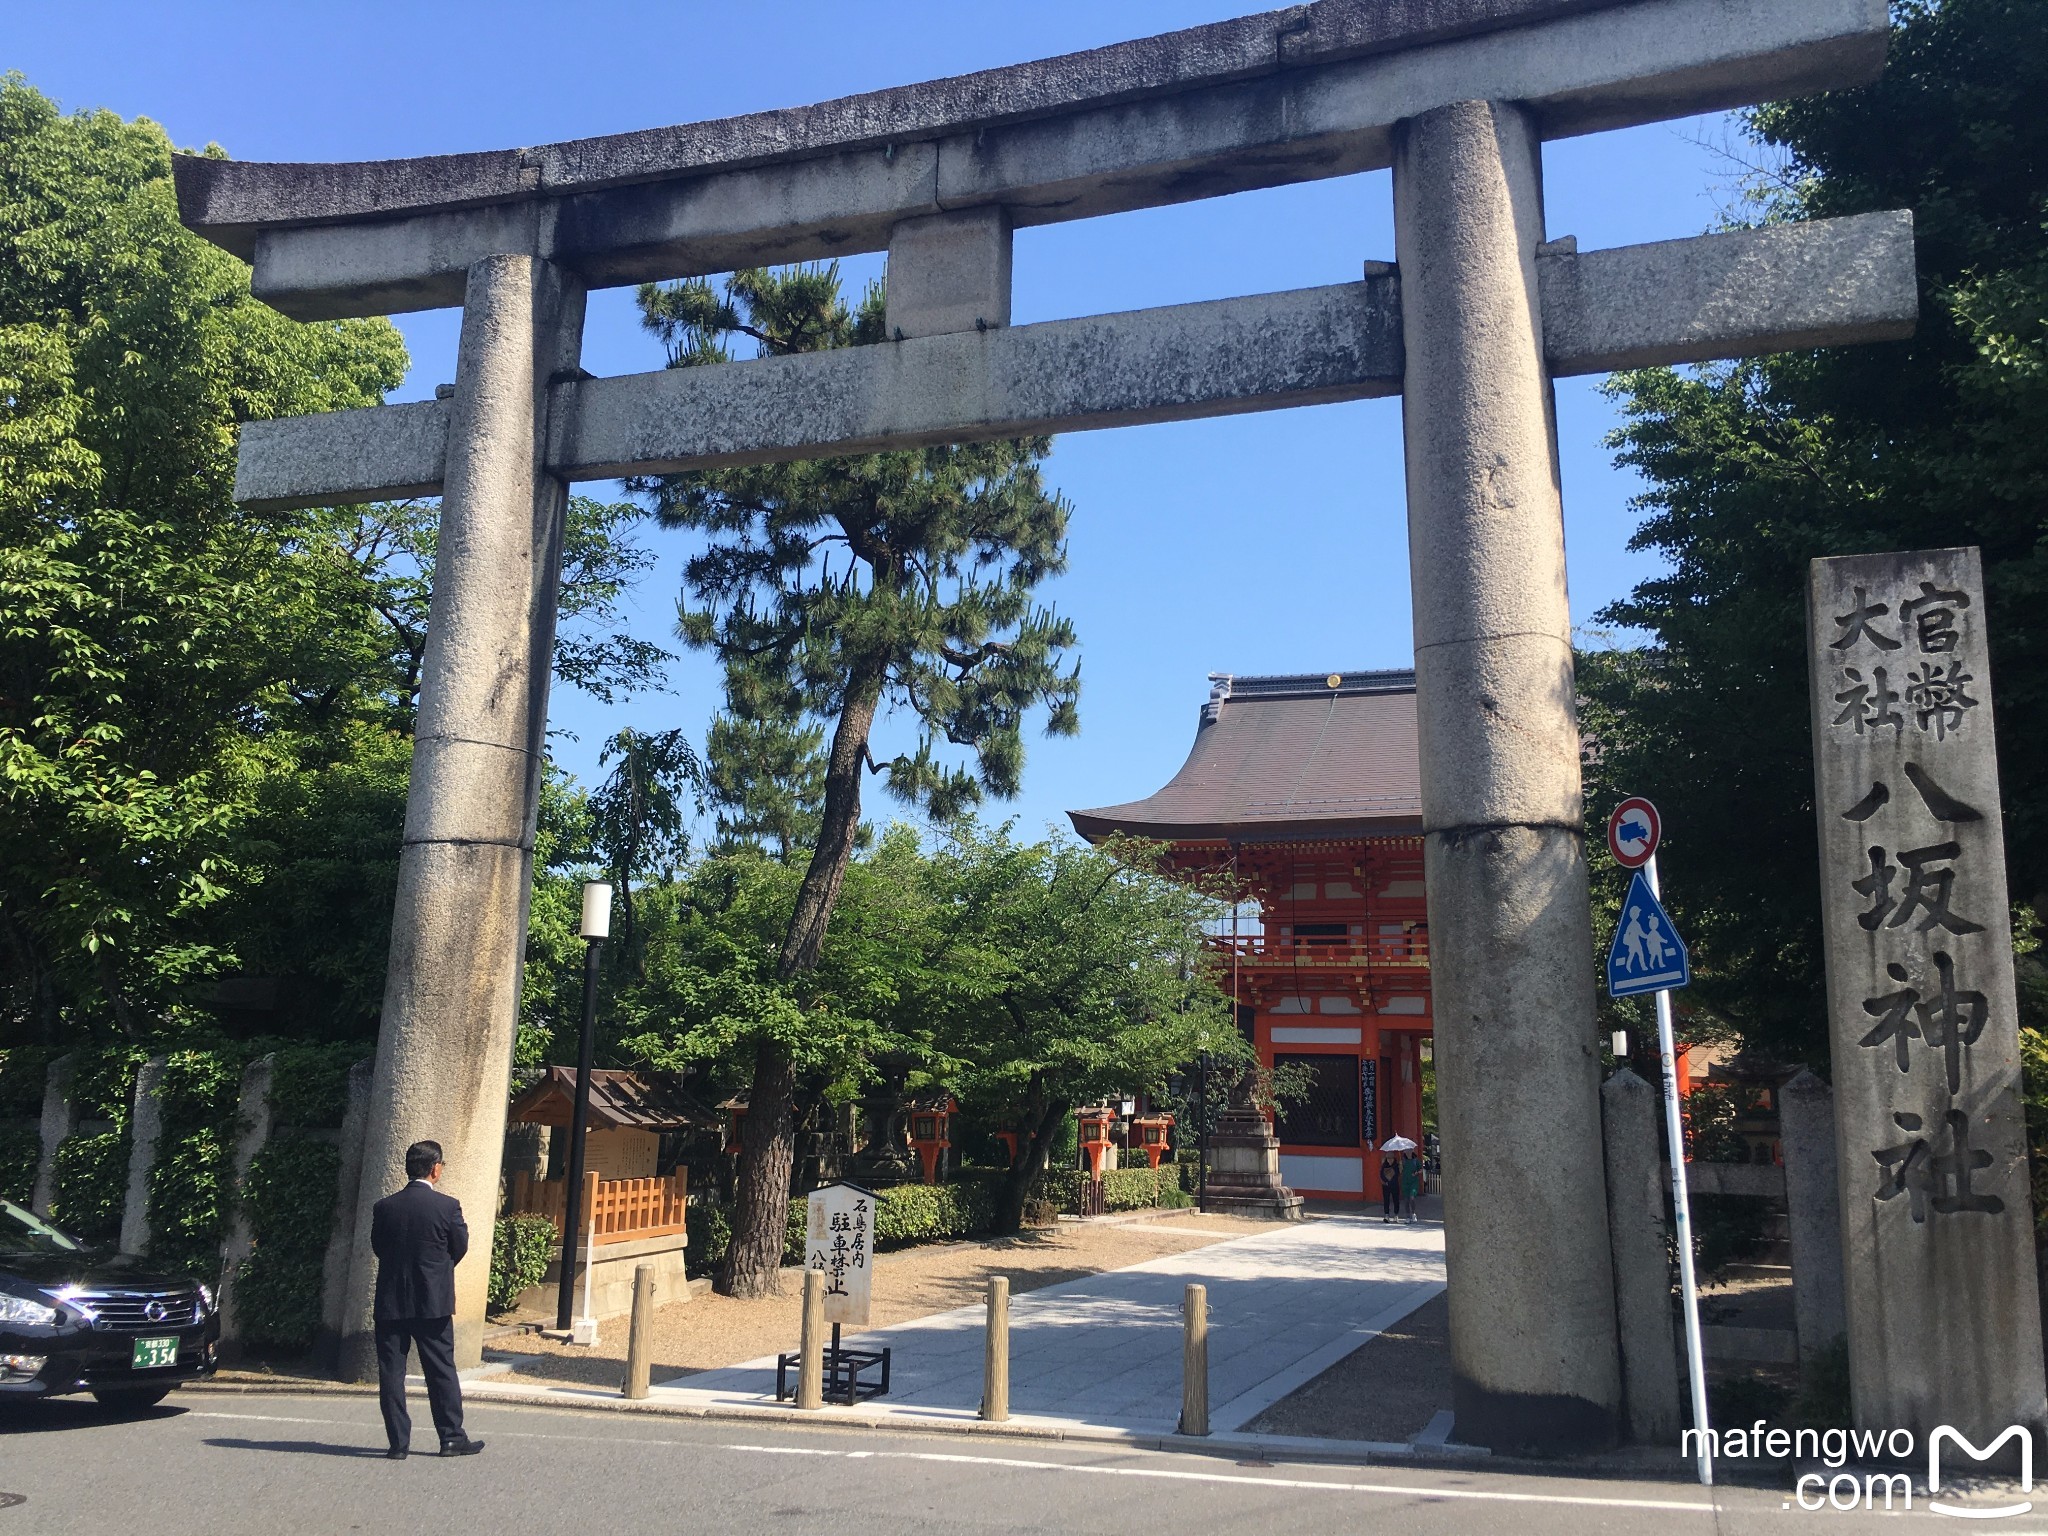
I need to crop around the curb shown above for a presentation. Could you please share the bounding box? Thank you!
[182,1372,1499,1470]
[179,1373,1722,1484]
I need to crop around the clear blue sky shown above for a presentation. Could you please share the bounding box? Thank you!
[14,2,1744,843]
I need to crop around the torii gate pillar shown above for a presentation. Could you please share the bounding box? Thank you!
[336,255,586,1377]
[1396,99,1623,1450]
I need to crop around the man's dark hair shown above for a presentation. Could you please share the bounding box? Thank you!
[405,1141,444,1180]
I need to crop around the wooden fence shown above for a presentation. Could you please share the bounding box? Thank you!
[509,1168,689,1244]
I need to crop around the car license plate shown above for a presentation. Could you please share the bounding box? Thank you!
[132,1336,178,1370]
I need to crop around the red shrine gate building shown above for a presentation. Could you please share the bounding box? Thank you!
[1071,669,1430,1202]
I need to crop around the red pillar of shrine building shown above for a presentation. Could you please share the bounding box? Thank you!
[1071,670,1432,1202]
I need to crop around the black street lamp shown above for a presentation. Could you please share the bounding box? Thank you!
[555,880,610,1332]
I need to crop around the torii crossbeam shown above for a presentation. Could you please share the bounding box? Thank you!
[177,0,1911,1453]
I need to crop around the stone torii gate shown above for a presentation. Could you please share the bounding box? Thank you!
[175,0,1914,1450]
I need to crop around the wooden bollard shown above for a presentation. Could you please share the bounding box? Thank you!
[623,1262,655,1400]
[981,1275,1010,1422]
[1180,1282,1209,1436]
[796,1268,825,1410]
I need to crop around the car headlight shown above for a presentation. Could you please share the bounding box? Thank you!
[0,1293,58,1327]
[197,1282,216,1316]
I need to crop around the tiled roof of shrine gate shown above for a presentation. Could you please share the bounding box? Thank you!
[1068,670,1421,845]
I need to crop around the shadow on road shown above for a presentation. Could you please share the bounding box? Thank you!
[0,1399,183,1435]
[205,1437,388,1459]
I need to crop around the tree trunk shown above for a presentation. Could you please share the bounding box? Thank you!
[720,667,883,1295]
[993,1095,1061,1235]
[718,1036,798,1297]
[778,673,881,979]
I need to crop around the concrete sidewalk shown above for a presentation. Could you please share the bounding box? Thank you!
[479,1212,1447,1442]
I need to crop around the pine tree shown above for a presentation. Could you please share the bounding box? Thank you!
[636,265,1080,1294]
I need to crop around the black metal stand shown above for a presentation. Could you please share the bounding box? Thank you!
[776,1323,892,1405]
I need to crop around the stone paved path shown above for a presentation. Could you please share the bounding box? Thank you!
[649,1212,1445,1435]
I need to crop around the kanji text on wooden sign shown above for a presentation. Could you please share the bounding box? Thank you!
[805,1181,876,1328]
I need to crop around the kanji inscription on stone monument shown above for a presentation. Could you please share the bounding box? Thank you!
[1806,546,2046,1446]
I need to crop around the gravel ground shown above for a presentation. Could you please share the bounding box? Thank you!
[1241,1289,1452,1445]
[493,1211,1284,1391]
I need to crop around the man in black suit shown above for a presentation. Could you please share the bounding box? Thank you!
[371,1139,484,1459]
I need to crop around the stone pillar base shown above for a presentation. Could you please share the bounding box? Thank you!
[525,1231,692,1321]
[1203,1111,1305,1220]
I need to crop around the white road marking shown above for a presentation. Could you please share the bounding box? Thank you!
[715,1443,1717,1512]
[181,1407,1716,1513]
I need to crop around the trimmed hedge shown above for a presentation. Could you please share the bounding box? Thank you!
[232,1135,342,1349]
[490,1215,558,1312]
[1038,1164,1190,1214]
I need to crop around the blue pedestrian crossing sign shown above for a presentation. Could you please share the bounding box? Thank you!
[1606,871,1690,998]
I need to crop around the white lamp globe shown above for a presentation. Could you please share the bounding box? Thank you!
[580,882,613,941]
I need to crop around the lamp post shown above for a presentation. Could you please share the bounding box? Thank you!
[555,881,610,1331]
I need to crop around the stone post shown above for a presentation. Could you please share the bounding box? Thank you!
[31,1054,76,1218]
[1805,547,2046,1448]
[119,1055,168,1256]
[1602,1068,1682,1445]
[336,255,587,1379]
[1778,1069,1846,1363]
[314,1059,374,1376]
[215,1054,276,1356]
[1392,97,1622,1453]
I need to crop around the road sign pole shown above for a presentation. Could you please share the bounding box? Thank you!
[1646,853,1713,1486]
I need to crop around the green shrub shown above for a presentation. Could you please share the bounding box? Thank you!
[144,1048,247,1281]
[232,1135,342,1351]
[0,1123,39,1206]
[1039,1168,1085,1213]
[53,1129,126,1246]
[686,1202,731,1278]
[268,1045,361,1128]
[1100,1167,1165,1211]
[489,1215,558,1312]
[0,1048,52,1120]
[1157,1184,1193,1209]
[872,1182,993,1245]
[784,1198,807,1265]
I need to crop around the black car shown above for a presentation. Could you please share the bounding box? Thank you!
[1,1197,220,1410]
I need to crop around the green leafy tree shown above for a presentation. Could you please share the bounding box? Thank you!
[0,78,407,1043]
[1580,0,2048,1065]
[609,828,948,1143]
[923,829,1244,1232]
[588,727,702,971]
[0,77,671,1049]
[635,265,1080,1293]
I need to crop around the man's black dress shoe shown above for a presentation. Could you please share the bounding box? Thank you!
[385,1448,408,1460]
[439,1437,485,1457]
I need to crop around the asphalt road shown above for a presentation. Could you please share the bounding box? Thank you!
[0,1391,2037,1535]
